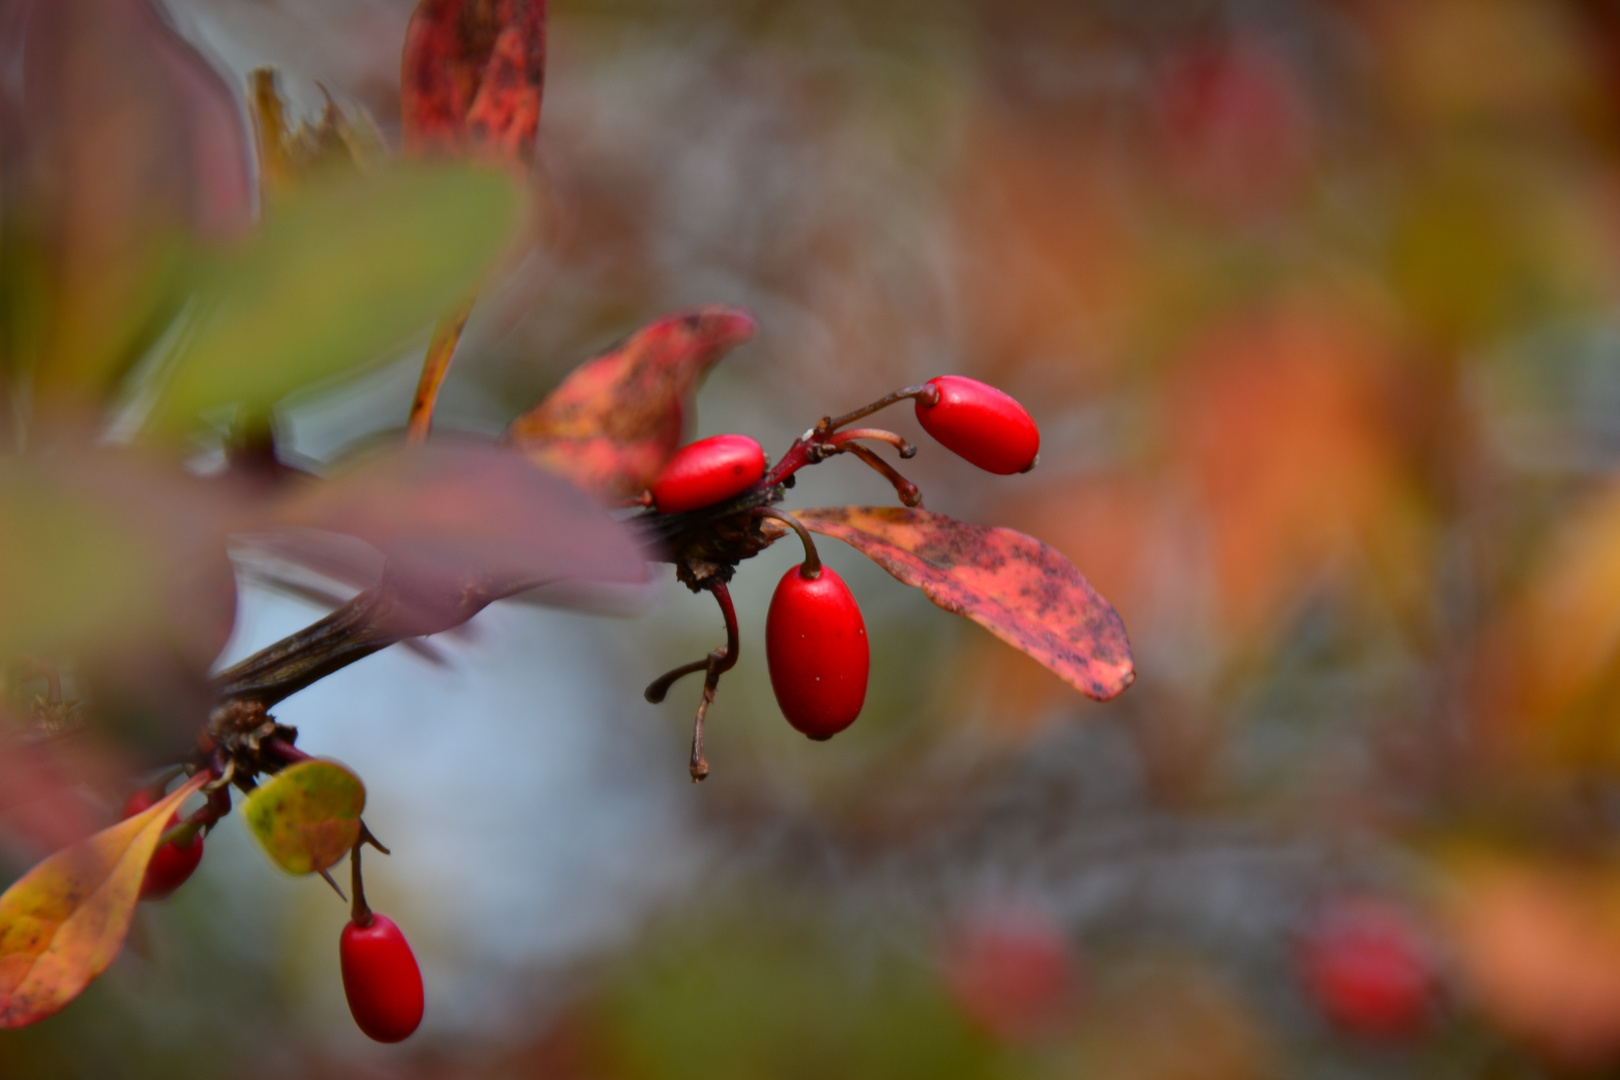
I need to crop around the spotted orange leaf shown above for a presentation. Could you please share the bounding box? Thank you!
[795,507,1135,701]
[505,306,758,500]
[401,0,547,166]
[0,771,210,1028]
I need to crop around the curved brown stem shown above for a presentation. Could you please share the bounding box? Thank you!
[823,428,917,459]
[643,580,742,702]
[349,836,372,926]
[689,665,720,782]
[644,658,710,704]
[755,508,821,578]
[835,442,923,507]
[639,581,740,782]
[818,383,936,433]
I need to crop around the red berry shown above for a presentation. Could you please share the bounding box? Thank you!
[1298,897,1436,1041]
[914,376,1040,475]
[649,434,767,514]
[122,790,204,902]
[765,563,869,739]
[941,905,1078,1043]
[340,914,425,1043]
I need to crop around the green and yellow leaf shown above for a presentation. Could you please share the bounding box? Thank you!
[150,162,519,432]
[241,760,365,876]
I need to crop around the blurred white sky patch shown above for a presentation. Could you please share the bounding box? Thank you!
[214,582,701,1036]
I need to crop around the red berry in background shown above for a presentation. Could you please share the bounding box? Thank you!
[1153,38,1312,221]
[340,913,425,1043]
[1298,897,1437,1041]
[914,376,1040,475]
[121,789,204,902]
[765,563,869,739]
[940,904,1078,1043]
[649,433,767,513]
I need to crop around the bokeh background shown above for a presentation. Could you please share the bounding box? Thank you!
[16,0,1620,1076]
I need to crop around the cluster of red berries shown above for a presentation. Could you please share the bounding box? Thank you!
[645,375,1039,744]
[110,376,1035,1038]
[123,786,423,1043]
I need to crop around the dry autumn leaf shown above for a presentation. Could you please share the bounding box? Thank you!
[794,506,1134,702]
[505,306,758,501]
[249,68,380,202]
[0,771,209,1028]
[401,0,547,166]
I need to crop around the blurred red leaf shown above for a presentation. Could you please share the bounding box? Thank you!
[940,903,1078,1043]
[795,507,1134,702]
[402,0,547,167]
[1153,37,1313,220]
[505,306,758,501]
[0,735,125,859]
[0,771,208,1028]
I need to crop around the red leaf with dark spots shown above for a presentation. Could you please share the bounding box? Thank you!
[795,507,1135,702]
[505,306,758,501]
[401,0,547,166]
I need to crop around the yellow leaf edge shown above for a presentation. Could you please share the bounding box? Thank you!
[0,770,210,1028]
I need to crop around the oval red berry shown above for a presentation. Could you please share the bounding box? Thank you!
[341,914,425,1043]
[765,563,869,739]
[914,376,1040,475]
[1297,898,1434,1041]
[649,434,767,514]
[122,789,204,901]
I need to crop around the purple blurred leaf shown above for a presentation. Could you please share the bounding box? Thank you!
[273,442,650,635]
[3,0,250,401]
